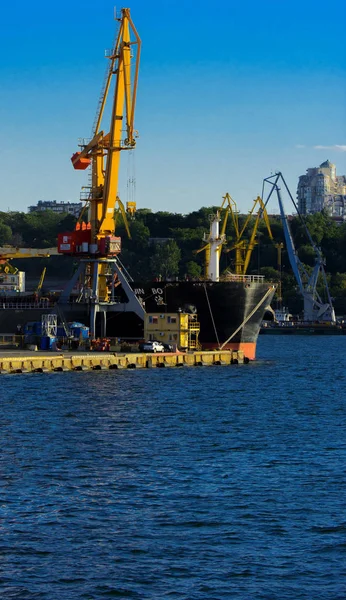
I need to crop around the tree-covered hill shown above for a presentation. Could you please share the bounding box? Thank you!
[2,207,346,315]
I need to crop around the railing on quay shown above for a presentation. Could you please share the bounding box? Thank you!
[0,301,53,310]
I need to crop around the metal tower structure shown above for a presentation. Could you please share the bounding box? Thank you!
[41,314,58,337]
[262,172,336,323]
[57,8,145,337]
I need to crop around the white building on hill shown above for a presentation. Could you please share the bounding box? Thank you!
[28,200,82,217]
[297,160,346,219]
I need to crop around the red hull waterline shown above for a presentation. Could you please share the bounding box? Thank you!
[202,341,257,361]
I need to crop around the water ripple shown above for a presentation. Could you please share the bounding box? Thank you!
[1,337,346,599]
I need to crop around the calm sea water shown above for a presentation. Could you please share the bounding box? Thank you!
[1,336,346,600]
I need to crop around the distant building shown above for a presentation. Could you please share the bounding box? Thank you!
[297,160,346,219]
[28,200,82,217]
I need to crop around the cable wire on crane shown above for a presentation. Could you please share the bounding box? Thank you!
[126,149,137,217]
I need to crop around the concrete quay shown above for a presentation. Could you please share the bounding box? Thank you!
[0,350,247,373]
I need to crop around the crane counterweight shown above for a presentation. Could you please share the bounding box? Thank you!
[70,152,91,170]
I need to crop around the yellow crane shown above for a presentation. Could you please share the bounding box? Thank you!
[225,195,273,275]
[0,247,58,259]
[0,248,57,293]
[58,8,141,303]
[34,267,47,297]
[57,9,145,336]
[66,7,140,248]
[0,247,57,276]
[196,194,273,278]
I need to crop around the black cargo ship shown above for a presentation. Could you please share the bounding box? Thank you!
[128,276,275,359]
[0,274,275,359]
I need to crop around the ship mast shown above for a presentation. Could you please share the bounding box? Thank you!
[204,213,225,281]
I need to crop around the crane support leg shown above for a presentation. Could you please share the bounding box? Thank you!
[100,311,107,338]
[56,256,146,338]
[90,303,98,339]
[112,259,145,320]
[58,262,85,303]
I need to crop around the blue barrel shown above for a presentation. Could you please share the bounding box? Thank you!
[40,336,50,350]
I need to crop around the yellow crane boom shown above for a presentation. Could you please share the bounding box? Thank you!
[0,248,57,290]
[226,196,273,275]
[0,247,58,259]
[35,267,47,295]
[195,194,273,278]
[70,8,141,245]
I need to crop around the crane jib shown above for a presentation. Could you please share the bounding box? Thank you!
[58,7,141,258]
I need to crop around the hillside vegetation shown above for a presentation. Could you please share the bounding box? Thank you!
[1,208,346,315]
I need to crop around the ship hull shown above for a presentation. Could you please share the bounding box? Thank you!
[0,278,275,360]
[260,324,346,335]
[130,279,275,359]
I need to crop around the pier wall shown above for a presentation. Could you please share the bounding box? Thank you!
[0,351,247,373]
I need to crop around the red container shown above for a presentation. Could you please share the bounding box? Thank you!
[71,152,91,170]
[74,229,91,246]
[58,230,92,254]
[58,233,76,254]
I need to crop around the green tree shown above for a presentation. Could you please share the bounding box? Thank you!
[185,261,202,278]
[0,222,12,245]
[259,267,281,281]
[130,220,150,248]
[297,244,317,266]
[150,240,181,279]
[331,272,346,292]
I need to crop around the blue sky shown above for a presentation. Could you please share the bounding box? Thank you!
[0,0,345,215]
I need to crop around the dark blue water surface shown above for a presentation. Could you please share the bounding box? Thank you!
[1,336,346,600]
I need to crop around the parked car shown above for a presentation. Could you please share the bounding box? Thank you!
[139,340,165,353]
[162,343,174,352]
